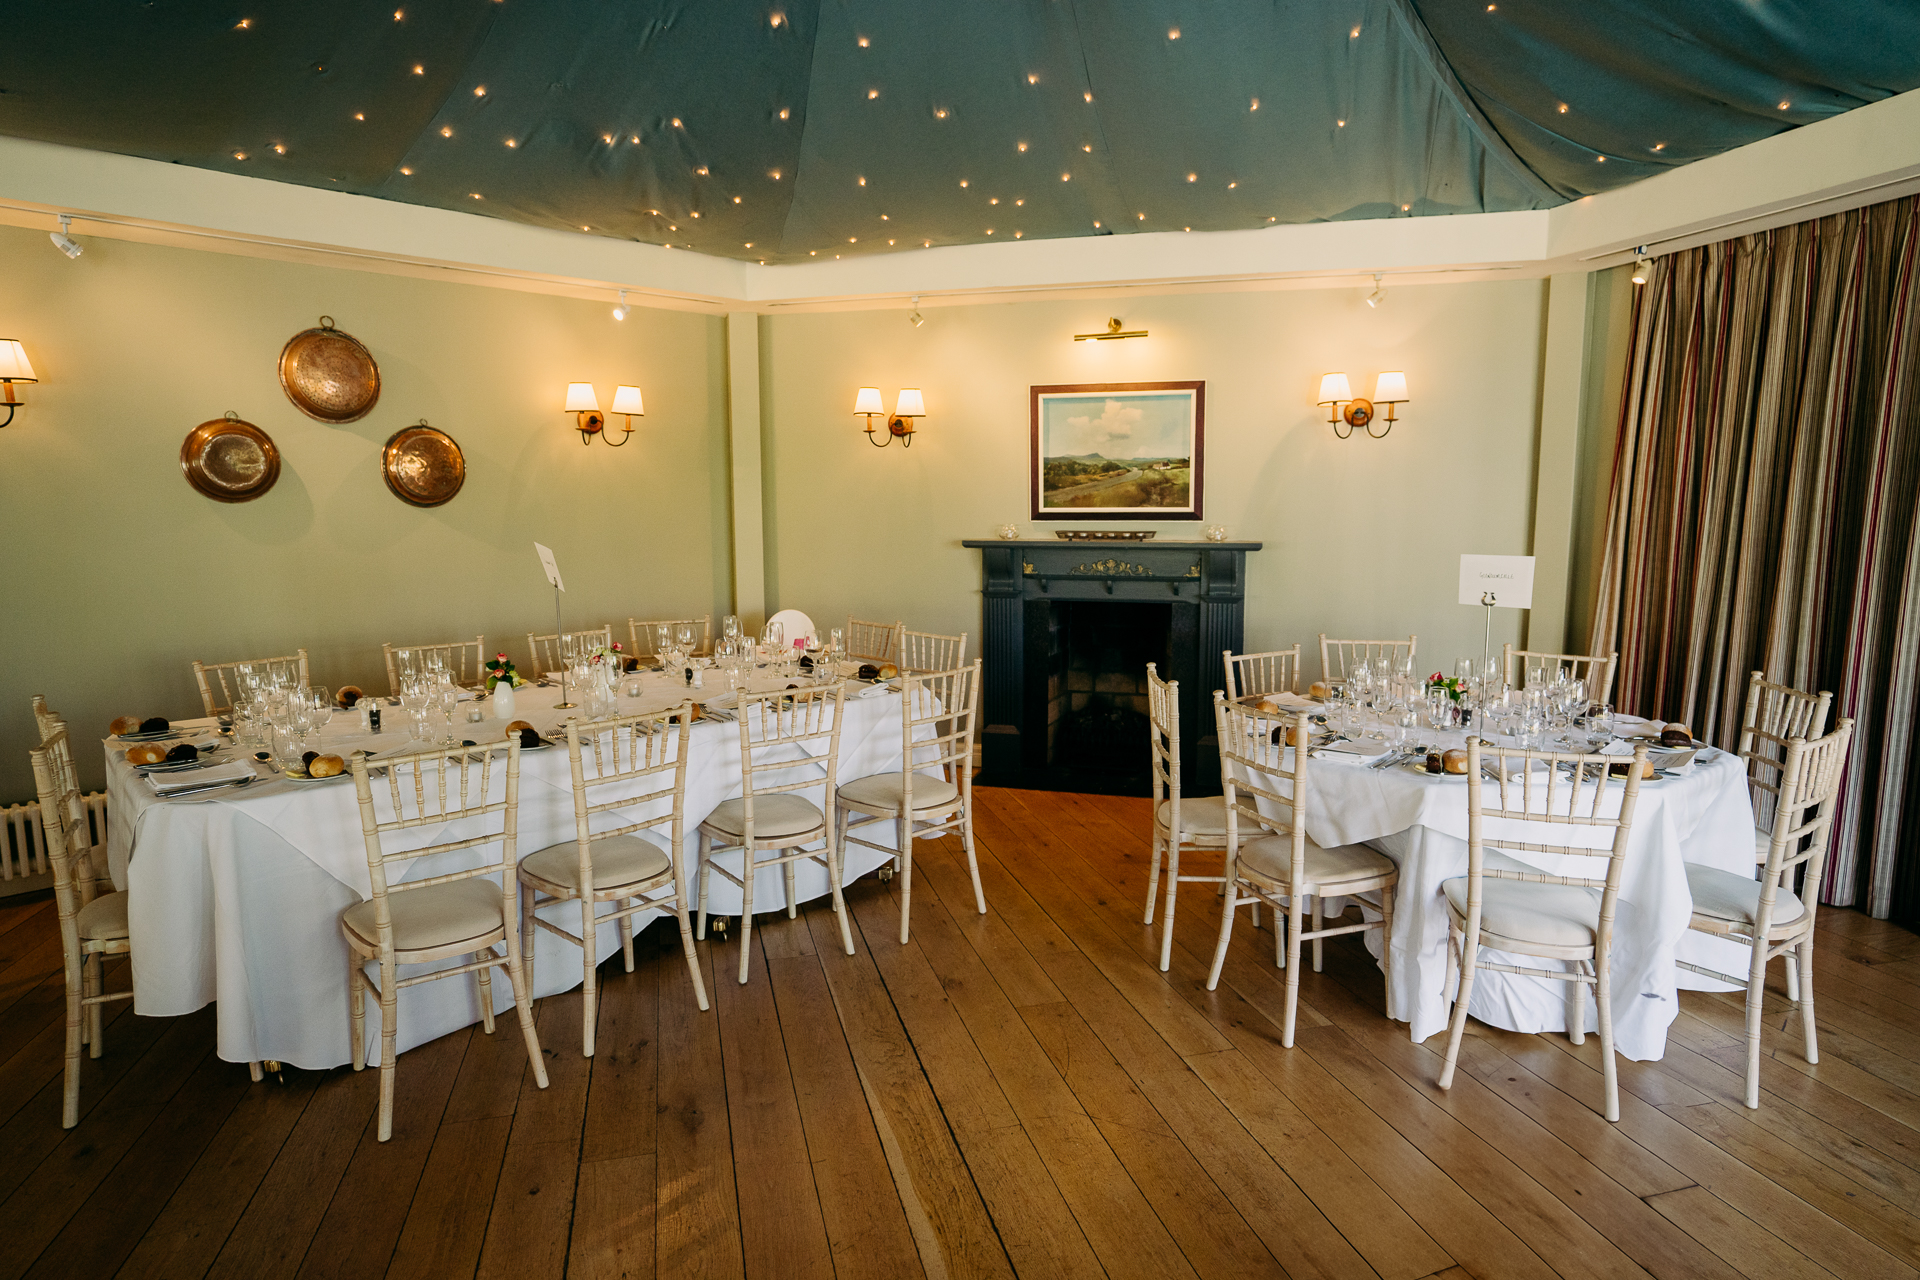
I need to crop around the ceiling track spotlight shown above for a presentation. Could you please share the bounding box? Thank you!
[908,294,924,327]
[1631,247,1652,285]
[611,289,630,321]
[1364,272,1386,308]
[49,214,83,260]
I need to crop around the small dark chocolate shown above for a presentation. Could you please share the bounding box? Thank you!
[139,716,170,734]
[165,743,198,763]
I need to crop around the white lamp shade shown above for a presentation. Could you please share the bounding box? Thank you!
[1373,371,1409,403]
[1317,372,1351,404]
[610,384,644,415]
[894,388,926,417]
[853,386,884,415]
[564,382,600,412]
[0,340,37,383]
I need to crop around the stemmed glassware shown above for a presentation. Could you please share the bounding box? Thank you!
[400,675,432,743]
[435,674,460,745]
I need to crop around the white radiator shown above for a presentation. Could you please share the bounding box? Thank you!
[1,792,107,887]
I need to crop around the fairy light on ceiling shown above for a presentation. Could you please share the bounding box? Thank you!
[2,1,1909,265]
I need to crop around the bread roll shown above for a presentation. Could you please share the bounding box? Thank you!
[110,716,141,736]
[1610,759,1657,779]
[139,716,170,735]
[504,720,534,738]
[1659,724,1693,748]
[337,686,363,708]
[164,743,199,763]
[1308,682,1332,700]
[856,664,882,681]
[308,754,346,778]
[1442,749,1470,775]
[126,744,168,765]
[878,663,899,680]
[1253,698,1281,715]
[1268,723,1308,746]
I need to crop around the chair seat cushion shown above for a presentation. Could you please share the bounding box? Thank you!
[1442,857,1600,949]
[76,891,130,942]
[1157,795,1229,837]
[701,793,824,840]
[1686,862,1807,930]
[520,833,671,893]
[342,878,505,953]
[838,771,960,813]
[1238,834,1395,890]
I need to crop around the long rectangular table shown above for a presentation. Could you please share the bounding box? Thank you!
[105,672,910,1069]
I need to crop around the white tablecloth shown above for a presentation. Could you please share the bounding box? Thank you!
[1240,710,1755,1061]
[105,672,912,1069]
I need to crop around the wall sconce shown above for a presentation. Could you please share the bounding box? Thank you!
[0,340,38,428]
[854,387,925,447]
[1074,317,1148,341]
[564,382,638,446]
[1318,371,1410,440]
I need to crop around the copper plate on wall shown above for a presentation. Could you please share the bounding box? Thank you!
[181,413,280,503]
[383,421,465,507]
[279,315,380,423]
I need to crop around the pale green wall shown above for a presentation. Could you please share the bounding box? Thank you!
[761,281,1548,681]
[0,226,730,796]
[3,225,1589,806]
[1567,264,1638,650]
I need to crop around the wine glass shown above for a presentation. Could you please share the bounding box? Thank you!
[763,620,784,665]
[676,623,697,658]
[1425,689,1453,731]
[721,614,741,642]
[435,676,460,745]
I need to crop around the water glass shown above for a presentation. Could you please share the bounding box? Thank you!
[1393,706,1418,748]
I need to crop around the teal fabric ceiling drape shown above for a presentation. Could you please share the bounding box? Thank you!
[0,2,1913,263]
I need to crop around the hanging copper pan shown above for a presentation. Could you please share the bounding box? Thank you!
[383,420,465,507]
[181,412,280,502]
[278,315,380,423]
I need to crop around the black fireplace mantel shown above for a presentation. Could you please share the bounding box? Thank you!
[961,538,1263,792]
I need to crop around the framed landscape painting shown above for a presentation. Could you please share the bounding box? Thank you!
[1030,381,1205,520]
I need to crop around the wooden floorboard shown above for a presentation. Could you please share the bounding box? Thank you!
[0,790,1911,1278]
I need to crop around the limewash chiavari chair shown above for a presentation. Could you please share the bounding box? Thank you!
[846,617,903,665]
[836,661,985,943]
[519,708,708,1054]
[31,693,61,740]
[898,629,968,675]
[192,649,311,717]
[344,740,548,1142]
[627,615,712,660]
[1206,695,1398,1044]
[1501,644,1620,706]
[527,626,614,677]
[696,684,853,984]
[1737,670,1833,860]
[384,636,486,695]
[1143,664,1234,972]
[1438,737,1649,1122]
[32,696,108,896]
[1318,634,1416,684]
[31,726,132,1128]
[1678,719,1853,1109]
[1224,646,1303,700]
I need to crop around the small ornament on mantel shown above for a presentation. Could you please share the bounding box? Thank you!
[997,523,1021,540]
[1204,525,1229,542]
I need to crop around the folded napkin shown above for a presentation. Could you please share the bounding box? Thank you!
[853,681,897,699]
[1313,738,1391,760]
[148,762,255,795]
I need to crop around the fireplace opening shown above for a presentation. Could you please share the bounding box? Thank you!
[1035,601,1171,794]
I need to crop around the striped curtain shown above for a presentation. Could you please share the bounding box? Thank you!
[1590,194,1920,923]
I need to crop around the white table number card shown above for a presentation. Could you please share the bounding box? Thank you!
[1458,554,1536,608]
[534,542,566,592]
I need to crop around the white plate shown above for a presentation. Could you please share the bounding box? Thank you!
[1401,761,1469,781]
